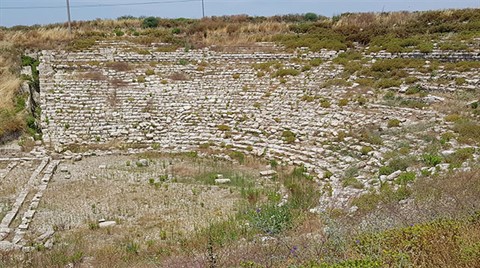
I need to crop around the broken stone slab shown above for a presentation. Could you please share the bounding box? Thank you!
[44,238,54,249]
[73,155,83,162]
[24,210,35,219]
[215,178,231,184]
[0,227,10,240]
[18,223,29,230]
[136,159,149,167]
[36,229,55,242]
[386,170,402,181]
[260,170,277,177]
[59,166,68,173]
[0,241,21,251]
[99,221,116,228]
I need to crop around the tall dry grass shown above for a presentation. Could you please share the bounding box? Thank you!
[0,27,74,50]
[0,73,21,109]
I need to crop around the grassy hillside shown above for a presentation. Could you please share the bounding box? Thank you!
[0,8,479,266]
[1,8,479,144]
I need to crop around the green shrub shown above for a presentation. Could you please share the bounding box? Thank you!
[356,78,375,87]
[422,153,442,167]
[145,69,155,76]
[453,119,480,144]
[273,68,300,77]
[359,129,383,145]
[304,13,318,21]
[405,77,420,85]
[338,98,349,106]
[445,147,475,167]
[395,171,416,185]
[178,59,188,65]
[282,130,296,144]
[301,95,315,102]
[342,177,364,189]
[322,79,352,88]
[310,58,323,66]
[320,99,331,108]
[113,29,124,36]
[405,86,421,95]
[389,156,416,171]
[142,17,159,28]
[361,146,373,155]
[418,42,434,53]
[217,125,231,131]
[229,151,245,164]
[270,159,278,169]
[379,166,394,176]
[455,77,466,85]
[375,79,402,89]
[246,203,292,235]
[387,119,401,128]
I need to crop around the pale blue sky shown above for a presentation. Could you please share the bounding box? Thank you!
[0,0,479,27]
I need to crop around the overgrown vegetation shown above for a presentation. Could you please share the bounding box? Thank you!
[1,7,480,267]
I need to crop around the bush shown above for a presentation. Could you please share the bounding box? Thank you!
[422,153,442,167]
[229,151,245,164]
[338,98,349,106]
[246,203,292,235]
[342,177,364,189]
[282,130,296,144]
[391,156,416,171]
[310,58,323,66]
[304,13,318,21]
[445,147,475,168]
[387,119,401,128]
[217,125,231,131]
[379,166,394,176]
[375,79,402,89]
[395,171,416,185]
[273,68,300,77]
[113,29,124,37]
[145,69,155,76]
[320,99,331,108]
[142,17,159,28]
[453,120,480,144]
[405,85,421,95]
[359,128,383,145]
[361,146,373,155]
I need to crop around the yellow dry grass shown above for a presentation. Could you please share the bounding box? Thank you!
[201,22,288,47]
[333,11,415,28]
[1,27,74,49]
[0,73,21,109]
[0,41,21,111]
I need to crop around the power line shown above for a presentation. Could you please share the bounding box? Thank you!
[0,0,200,10]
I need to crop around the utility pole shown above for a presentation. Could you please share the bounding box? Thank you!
[66,0,72,33]
[202,0,205,18]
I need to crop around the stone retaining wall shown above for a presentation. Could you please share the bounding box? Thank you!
[38,42,479,208]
